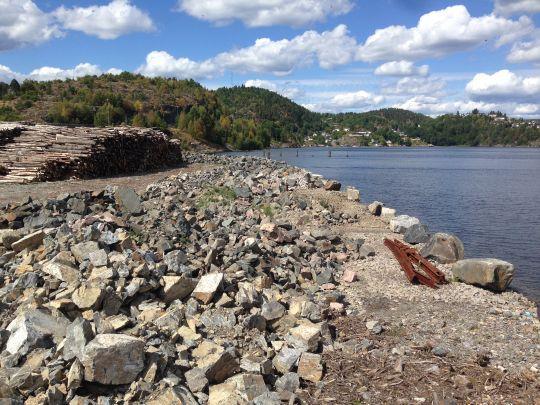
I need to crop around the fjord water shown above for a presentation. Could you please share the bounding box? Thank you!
[230,147,540,302]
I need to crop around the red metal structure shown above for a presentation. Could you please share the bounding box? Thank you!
[384,238,447,289]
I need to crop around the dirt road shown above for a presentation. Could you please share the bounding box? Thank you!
[0,163,213,205]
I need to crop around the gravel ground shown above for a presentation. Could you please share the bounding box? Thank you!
[0,163,213,206]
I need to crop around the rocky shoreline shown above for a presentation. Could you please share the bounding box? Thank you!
[0,153,538,404]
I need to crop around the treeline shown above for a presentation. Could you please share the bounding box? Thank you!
[215,86,325,148]
[326,108,540,146]
[1,74,539,148]
[408,112,539,146]
[0,75,321,150]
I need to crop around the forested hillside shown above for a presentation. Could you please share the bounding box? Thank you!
[215,86,324,147]
[1,74,539,148]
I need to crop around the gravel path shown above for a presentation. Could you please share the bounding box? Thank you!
[0,163,213,205]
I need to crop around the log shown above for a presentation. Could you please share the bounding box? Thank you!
[0,123,183,183]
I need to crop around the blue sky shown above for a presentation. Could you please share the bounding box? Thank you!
[1,0,540,116]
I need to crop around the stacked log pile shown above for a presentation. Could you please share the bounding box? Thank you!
[0,123,183,184]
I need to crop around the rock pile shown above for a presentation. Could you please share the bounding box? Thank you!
[0,155,364,404]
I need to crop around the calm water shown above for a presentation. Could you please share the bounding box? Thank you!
[228,147,540,302]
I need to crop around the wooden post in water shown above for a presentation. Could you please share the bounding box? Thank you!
[328,150,332,158]
[296,148,299,157]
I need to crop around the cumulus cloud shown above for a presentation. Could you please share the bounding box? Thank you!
[0,63,121,82]
[494,0,540,15]
[0,0,62,51]
[307,90,384,112]
[0,0,154,51]
[374,61,429,77]
[177,0,353,27]
[138,25,358,78]
[394,95,540,117]
[382,77,446,96]
[0,64,22,82]
[466,69,540,102]
[136,51,218,79]
[244,80,305,99]
[507,38,540,63]
[394,96,498,115]
[357,5,533,62]
[54,0,155,40]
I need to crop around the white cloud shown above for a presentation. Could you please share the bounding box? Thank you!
[383,77,446,95]
[394,95,499,115]
[466,69,540,102]
[28,63,104,81]
[514,104,540,115]
[374,61,429,77]
[177,0,353,27]
[0,0,62,51]
[0,64,22,82]
[244,79,304,99]
[138,25,358,78]
[307,90,384,112]
[136,51,219,79]
[54,0,155,40]
[106,68,123,75]
[507,38,540,63]
[0,63,122,82]
[394,95,540,117]
[357,5,533,62]
[494,0,540,15]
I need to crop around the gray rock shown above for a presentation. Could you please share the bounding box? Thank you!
[185,368,208,393]
[253,392,281,405]
[452,258,515,292]
[368,201,383,216]
[114,187,143,215]
[390,215,420,234]
[431,346,449,357]
[64,318,94,361]
[70,241,100,263]
[146,386,198,405]
[359,244,376,259]
[275,372,300,393]
[261,301,285,321]
[163,250,188,273]
[42,252,80,284]
[272,347,302,374]
[404,224,430,245]
[5,309,69,355]
[0,229,22,249]
[88,249,108,267]
[82,334,145,385]
[420,233,464,264]
[346,187,360,202]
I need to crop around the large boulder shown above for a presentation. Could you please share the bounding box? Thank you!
[452,259,515,292]
[390,215,420,234]
[81,334,145,385]
[404,224,430,245]
[420,233,464,264]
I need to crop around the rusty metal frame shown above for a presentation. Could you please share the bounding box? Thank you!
[384,238,447,289]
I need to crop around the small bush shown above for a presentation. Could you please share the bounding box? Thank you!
[196,186,236,209]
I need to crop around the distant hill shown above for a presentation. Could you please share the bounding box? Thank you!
[215,86,324,146]
[1,74,539,148]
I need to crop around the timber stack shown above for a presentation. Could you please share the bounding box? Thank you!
[0,123,183,184]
